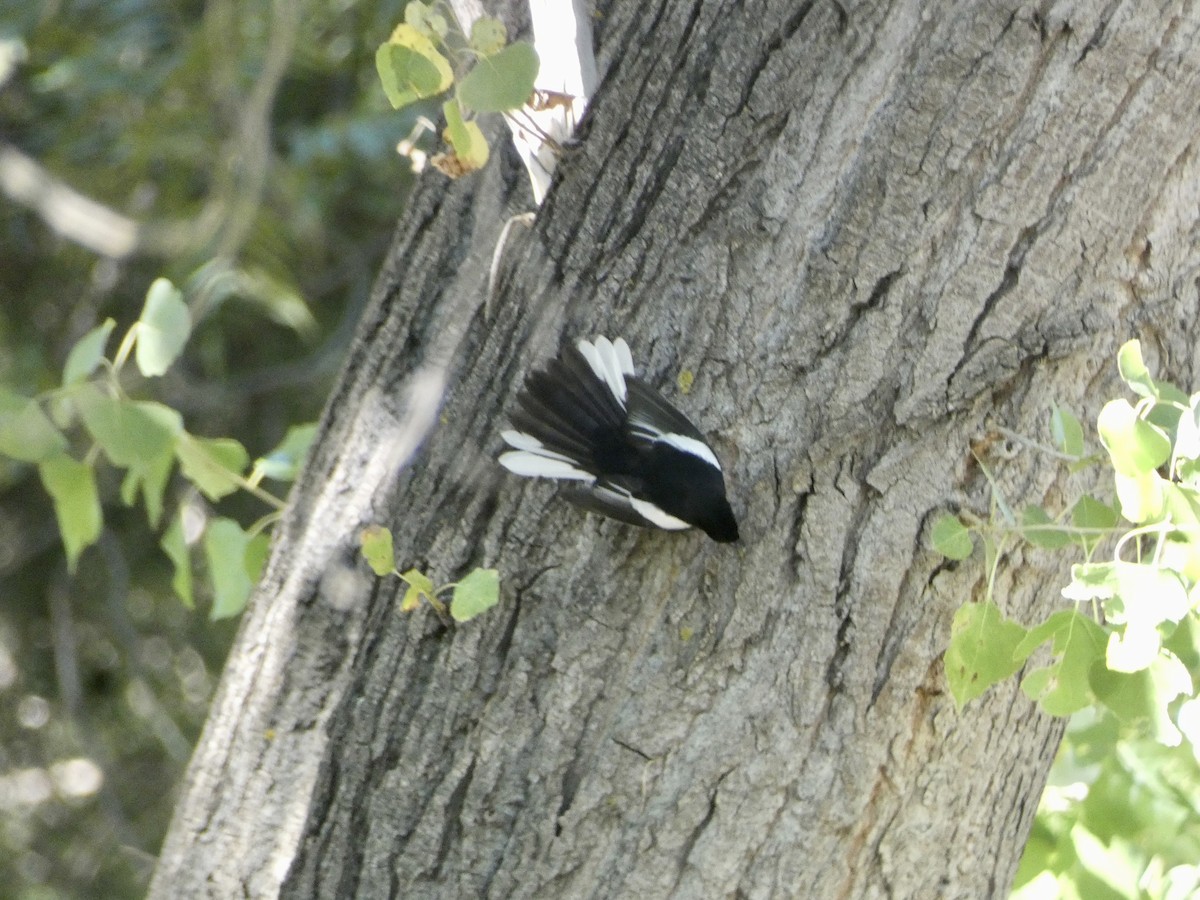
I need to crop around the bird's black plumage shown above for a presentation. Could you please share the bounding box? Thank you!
[499,337,738,542]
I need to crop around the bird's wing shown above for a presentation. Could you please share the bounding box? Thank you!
[625,378,709,445]
[561,479,691,531]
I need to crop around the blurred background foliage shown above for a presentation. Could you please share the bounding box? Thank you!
[0,0,417,895]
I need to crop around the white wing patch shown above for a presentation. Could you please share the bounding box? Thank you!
[629,497,691,530]
[577,336,632,405]
[658,433,721,470]
[588,483,692,531]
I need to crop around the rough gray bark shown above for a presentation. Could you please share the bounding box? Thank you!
[150,1,1200,897]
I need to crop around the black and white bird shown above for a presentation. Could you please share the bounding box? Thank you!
[498,336,739,542]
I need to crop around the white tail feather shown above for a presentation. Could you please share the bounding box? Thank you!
[613,337,634,376]
[501,430,551,452]
[498,450,593,481]
[577,336,629,405]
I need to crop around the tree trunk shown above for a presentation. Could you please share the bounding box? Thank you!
[150,1,1200,897]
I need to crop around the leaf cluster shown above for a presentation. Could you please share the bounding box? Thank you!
[933,341,1200,750]
[0,279,317,618]
[375,2,540,175]
[361,524,499,623]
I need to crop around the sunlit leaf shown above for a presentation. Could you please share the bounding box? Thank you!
[376,24,452,109]
[1070,824,1143,898]
[1112,470,1164,524]
[1061,561,1118,603]
[1174,401,1200,461]
[1117,339,1157,399]
[135,278,191,377]
[1097,399,1171,477]
[1091,653,1192,745]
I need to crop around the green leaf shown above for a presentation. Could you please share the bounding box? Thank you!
[1020,505,1070,549]
[1115,565,1190,627]
[1163,614,1200,674]
[399,567,434,597]
[1061,561,1119,603]
[399,567,435,612]
[244,532,270,584]
[254,423,318,482]
[931,514,973,560]
[944,602,1028,709]
[458,42,539,112]
[1173,401,1200,461]
[1050,404,1085,457]
[1105,623,1161,674]
[135,278,191,377]
[1097,399,1171,477]
[1070,495,1118,554]
[176,434,249,501]
[450,567,499,622]
[1091,653,1192,745]
[441,99,489,172]
[1014,610,1107,716]
[37,453,102,572]
[161,512,193,608]
[469,16,507,55]
[361,525,396,576]
[121,446,174,527]
[1101,564,1190,674]
[1117,339,1157,399]
[403,1,446,37]
[375,24,453,109]
[204,518,257,620]
[0,389,68,462]
[1069,824,1143,899]
[75,386,179,525]
[404,1,429,29]
[1112,470,1164,524]
[63,319,115,384]
[76,384,182,469]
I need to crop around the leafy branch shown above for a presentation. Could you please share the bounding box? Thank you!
[0,277,317,618]
[933,340,1200,748]
[375,2,540,176]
